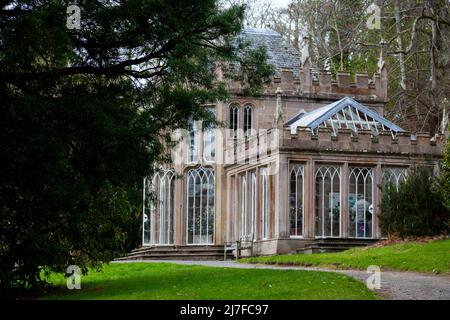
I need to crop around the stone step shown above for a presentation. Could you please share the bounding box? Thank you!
[130,245,225,254]
[116,252,232,260]
[122,250,232,259]
[117,245,234,261]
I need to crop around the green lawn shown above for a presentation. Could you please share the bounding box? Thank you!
[41,262,376,300]
[240,239,450,273]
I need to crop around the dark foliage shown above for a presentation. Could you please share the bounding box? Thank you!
[380,166,450,238]
[439,137,450,211]
[0,0,273,295]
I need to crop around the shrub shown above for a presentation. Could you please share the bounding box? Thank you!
[380,166,449,238]
[439,137,450,211]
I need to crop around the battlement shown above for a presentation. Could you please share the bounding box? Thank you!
[283,127,441,154]
[226,59,388,102]
[224,127,442,165]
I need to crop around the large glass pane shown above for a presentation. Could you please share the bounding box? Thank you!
[315,166,341,237]
[261,168,269,239]
[382,167,408,190]
[187,167,215,244]
[203,107,216,162]
[187,119,198,163]
[251,172,257,240]
[143,170,175,245]
[244,105,253,136]
[348,167,374,238]
[229,104,239,138]
[241,175,248,237]
[289,164,304,237]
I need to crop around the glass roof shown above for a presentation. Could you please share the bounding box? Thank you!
[285,97,405,135]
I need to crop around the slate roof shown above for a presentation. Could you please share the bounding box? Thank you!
[285,97,405,133]
[234,28,301,77]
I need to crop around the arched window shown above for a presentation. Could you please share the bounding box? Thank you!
[348,167,374,238]
[289,164,304,237]
[203,107,216,162]
[187,119,199,163]
[186,167,215,244]
[315,166,341,237]
[382,167,407,191]
[143,169,175,245]
[229,104,239,138]
[243,104,253,136]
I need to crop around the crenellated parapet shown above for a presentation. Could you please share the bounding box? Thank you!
[283,127,442,156]
[224,127,442,166]
[226,59,388,102]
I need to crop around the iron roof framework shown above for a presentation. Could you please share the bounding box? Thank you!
[286,97,405,136]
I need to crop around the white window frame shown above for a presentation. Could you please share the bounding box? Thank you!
[250,171,257,241]
[143,169,175,246]
[382,167,408,191]
[243,104,253,137]
[186,167,215,245]
[348,167,374,239]
[315,165,342,238]
[203,107,216,163]
[261,167,269,240]
[187,119,199,164]
[241,174,248,238]
[289,164,304,238]
[229,103,240,138]
[320,104,389,135]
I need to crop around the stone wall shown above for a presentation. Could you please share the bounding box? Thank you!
[224,128,442,164]
[227,59,388,103]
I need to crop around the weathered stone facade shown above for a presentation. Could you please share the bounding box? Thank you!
[139,29,443,257]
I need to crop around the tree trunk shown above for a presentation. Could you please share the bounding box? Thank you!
[394,0,407,90]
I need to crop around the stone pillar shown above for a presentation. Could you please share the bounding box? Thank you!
[374,163,382,239]
[226,174,233,243]
[173,165,185,245]
[274,87,284,127]
[300,59,312,94]
[341,162,349,238]
[303,158,315,239]
[275,154,289,238]
[215,164,225,245]
[215,103,226,245]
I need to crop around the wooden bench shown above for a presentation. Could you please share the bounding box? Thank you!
[223,235,254,260]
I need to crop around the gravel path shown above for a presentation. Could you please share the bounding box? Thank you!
[113,259,450,300]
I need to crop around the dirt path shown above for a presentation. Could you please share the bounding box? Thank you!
[113,260,450,300]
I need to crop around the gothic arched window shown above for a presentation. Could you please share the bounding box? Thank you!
[186,167,215,244]
[348,167,374,238]
[243,104,253,136]
[315,166,341,237]
[289,164,304,237]
[229,103,239,138]
[143,169,175,245]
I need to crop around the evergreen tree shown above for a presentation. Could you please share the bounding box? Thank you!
[0,0,272,294]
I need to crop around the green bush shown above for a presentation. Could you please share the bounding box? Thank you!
[380,166,449,238]
[439,137,450,211]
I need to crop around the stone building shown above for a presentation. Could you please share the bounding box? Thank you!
[119,29,443,260]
